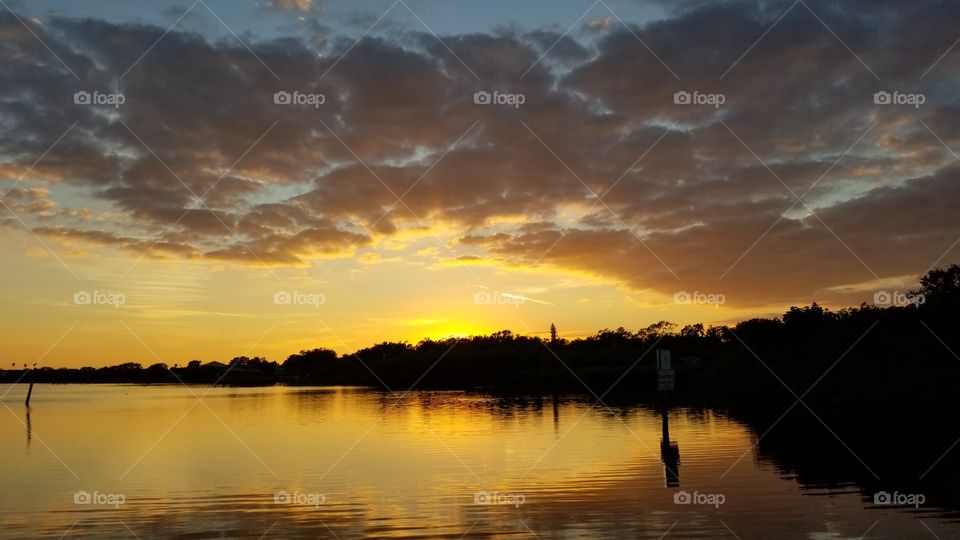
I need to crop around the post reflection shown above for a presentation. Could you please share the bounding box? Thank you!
[660,406,680,487]
[25,407,31,448]
[552,393,560,437]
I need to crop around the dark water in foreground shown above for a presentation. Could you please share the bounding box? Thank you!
[0,385,957,539]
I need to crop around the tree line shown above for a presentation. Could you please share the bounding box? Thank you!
[4,265,960,408]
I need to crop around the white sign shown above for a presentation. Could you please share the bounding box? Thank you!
[656,350,672,370]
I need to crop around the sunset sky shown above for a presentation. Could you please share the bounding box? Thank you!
[1,0,958,367]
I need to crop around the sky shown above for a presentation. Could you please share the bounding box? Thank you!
[1,0,959,367]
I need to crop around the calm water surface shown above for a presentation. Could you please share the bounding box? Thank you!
[0,385,956,538]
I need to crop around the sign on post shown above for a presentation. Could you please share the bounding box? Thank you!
[656,349,674,391]
[656,350,671,370]
[657,369,675,391]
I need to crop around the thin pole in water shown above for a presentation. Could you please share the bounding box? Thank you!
[25,382,33,407]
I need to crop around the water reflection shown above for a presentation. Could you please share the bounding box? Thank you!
[552,393,559,438]
[660,406,680,488]
[0,385,957,538]
[24,406,31,448]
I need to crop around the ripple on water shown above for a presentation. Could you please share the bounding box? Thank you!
[1,385,957,539]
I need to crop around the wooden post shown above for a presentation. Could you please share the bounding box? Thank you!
[25,382,33,407]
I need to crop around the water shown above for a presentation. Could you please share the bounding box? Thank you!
[0,385,956,538]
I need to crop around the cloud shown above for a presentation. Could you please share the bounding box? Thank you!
[33,226,199,259]
[585,18,612,29]
[2,188,57,216]
[1,0,959,307]
[260,0,319,13]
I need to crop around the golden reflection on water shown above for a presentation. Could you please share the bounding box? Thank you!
[0,385,951,538]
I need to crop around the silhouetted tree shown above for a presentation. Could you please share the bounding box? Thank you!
[680,323,705,338]
[916,263,960,306]
[145,363,172,382]
[9,265,960,401]
[283,348,338,379]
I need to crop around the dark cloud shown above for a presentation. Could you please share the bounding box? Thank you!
[1,0,959,305]
[34,225,200,258]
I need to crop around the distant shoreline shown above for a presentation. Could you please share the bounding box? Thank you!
[4,266,959,412]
